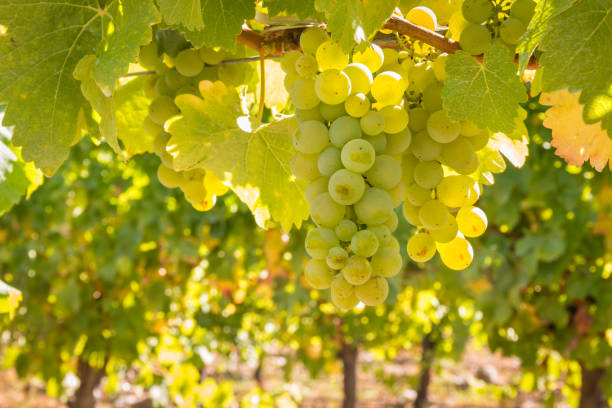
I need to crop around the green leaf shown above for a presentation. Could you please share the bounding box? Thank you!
[172,0,256,51]
[315,0,398,52]
[114,77,155,157]
[158,0,204,31]
[0,0,158,174]
[540,0,612,134]
[0,280,22,317]
[443,41,528,134]
[263,0,320,20]
[516,0,573,75]
[166,81,309,231]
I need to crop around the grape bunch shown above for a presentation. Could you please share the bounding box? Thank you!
[138,32,239,210]
[285,23,506,309]
[452,0,536,55]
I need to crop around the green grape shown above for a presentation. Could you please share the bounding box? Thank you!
[351,230,379,257]
[296,107,324,123]
[290,77,320,109]
[456,206,487,237]
[310,192,346,228]
[143,116,162,138]
[419,199,449,230]
[387,182,405,208]
[462,0,493,23]
[336,219,358,241]
[305,227,339,259]
[401,153,419,185]
[284,73,300,90]
[328,169,366,205]
[354,188,394,225]
[353,44,384,73]
[344,93,371,118]
[305,259,336,289]
[300,26,330,55]
[500,17,526,45]
[149,96,179,125]
[341,139,376,173]
[153,132,173,167]
[331,276,359,309]
[405,6,437,30]
[414,160,443,189]
[181,175,207,203]
[429,214,458,243]
[510,0,536,25]
[371,71,406,106]
[355,276,389,306]
[384,210,399,232]
[441,137,475,171]
[315,69,351,105]
[164,69,190,90]
[343,63,373,94]
[437,175,474,208]
[198,46,225,66]
[318,146,342,177]
[427,110,461,143]
[386,236,400,252]
[139,42,160,69]
[437,236,473,270]
[290,152,320,181]
[218,63,249,86]
[329,116,362,147]
[381,48,399,68]
[369,224,391,246]
[456,155,479,175]
[154,74,174,97]
[319,102,346,121]
[280,50,302,75]
[364,155,401,189]
[407,62,436,94]
[327,246,349,270]
[305,177,329,203]
[381,63,409,89]
[364,134,387,155]
[296,54,319,77]
[407,232,436,262]
[175,85,198,96]
[466,130,489,151]
[342,256,372,285]
[460,24,492,55]
[379,105,409,134]
[433,53,448,81]
[422,81,444,112]
[174,48,204,77]
[293,120,329,154]
[410,130,442,161]
[408,108,429,132]
[144,76,158,99]
[405,183,431,206]
[385,128,412,154]
[371,247,402,277]
[157,163,183,188]
[460,119,481,136]
[316,40,349,71]
[360,111,386,136]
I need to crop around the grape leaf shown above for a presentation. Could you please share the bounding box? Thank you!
[540,89,612,171]
[443,41,528,134]
[166,81,309,231]
[0,0,159,174]
[158,0,204,31]
[515,0,573,75]
[0,280,21,317]
[315,0,398,52]
[540,0,612,134]
[172,0,256,50]
[263,0,320,20]
[258,60,290,110]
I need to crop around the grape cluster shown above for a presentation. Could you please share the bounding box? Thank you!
[138,34,236,210]
[454,0,536,55]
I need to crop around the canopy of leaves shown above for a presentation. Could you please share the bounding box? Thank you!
[0,280,21,317]
[443,41,527,134]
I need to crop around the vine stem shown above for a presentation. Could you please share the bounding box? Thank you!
[237,14,539,69]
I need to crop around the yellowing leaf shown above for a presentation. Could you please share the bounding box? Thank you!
[540,89,612,171]
[258,60,289,110]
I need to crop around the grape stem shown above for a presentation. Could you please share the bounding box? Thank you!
[236,15,540,69]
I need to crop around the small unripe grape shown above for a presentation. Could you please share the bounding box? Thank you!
[385,128,412,154]
[300,26,330,55]
[305,259,335,289]
[371,246,402,277]
[175,48,204,77]
[408,107,429,132]
[419,199,449,230]
[460,24,492,55]
[290,77,320,109]
[343,63,373,94]
[329,116,362,147]
[316,40,349,71]
[328,169,366,205]
[290,151,320,181]
[371,71,406,106]
[280,50,302,75]
[336,219,358,241]
[344,93,371,118]
[293,120,329,154]
[441,137,475,171]
[427,110,461,143]
[414,160,443,189]
[315,69,351,105]
[462,0,493,24]
[319,102,346,122]
[379,105,409,134]
[149,96,179,125]
[341,139,376,173]
[365,134,387,155]
[305,227,339,259]
[402,202,421,226]
[410,130,442,161]
[405,183,432,206]
[342,256,372,285]
[310,192,346,228]
[296,54,319,77]
[500,18,526,45]
[318,146,342,177]
[355,276,389,306]
[351,229,379,258]
[360,111,386,136]
[305,177,329,203]
[407,232,436,262]
[364,155,401,189]
[327,246,349,270]
[429,215,459,243]
[354,188,394,225]
[139,42,160,69]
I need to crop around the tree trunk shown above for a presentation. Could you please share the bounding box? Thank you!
[68,359,106,408]
[414,331,436,408]
[579,363,609,408]
[341,341,358,408]
[254,353,265,390]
